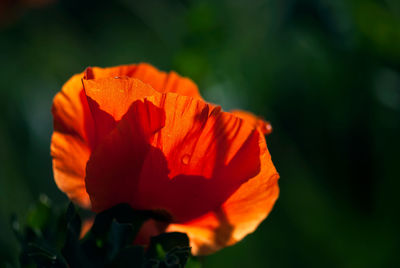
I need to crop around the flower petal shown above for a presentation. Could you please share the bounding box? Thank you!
[85,63,201,98]
[82,77,158,121]
[86,93,263,224]
[150,95,261,180]
[231,110,272,135]
[51,73,94,208]
[52,63,201,210]
[82,77,159,147]
[85,98,166,212]
[167,134,279,255]
[135,94,263,222]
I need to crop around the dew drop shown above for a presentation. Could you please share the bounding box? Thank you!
[114,76,121,79]
[263,122,273,135]
[181,154,190,165]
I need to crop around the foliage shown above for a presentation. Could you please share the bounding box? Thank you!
[12,198,199,268]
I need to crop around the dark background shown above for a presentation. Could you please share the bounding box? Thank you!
[1,0,399,267]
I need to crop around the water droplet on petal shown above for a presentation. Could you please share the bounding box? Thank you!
[114,76,121,79]
[181,154,190,165]
[259,120,273,135]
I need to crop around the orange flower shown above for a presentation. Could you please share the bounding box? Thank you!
[51,63,279,255]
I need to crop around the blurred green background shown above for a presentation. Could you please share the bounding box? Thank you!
[1,0,399,267]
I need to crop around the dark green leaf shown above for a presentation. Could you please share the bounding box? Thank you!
[108,245,145,268]
[24,242,68,268]
[147,232,191,267]
[108,220,135,258]
[148,232,190,256]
